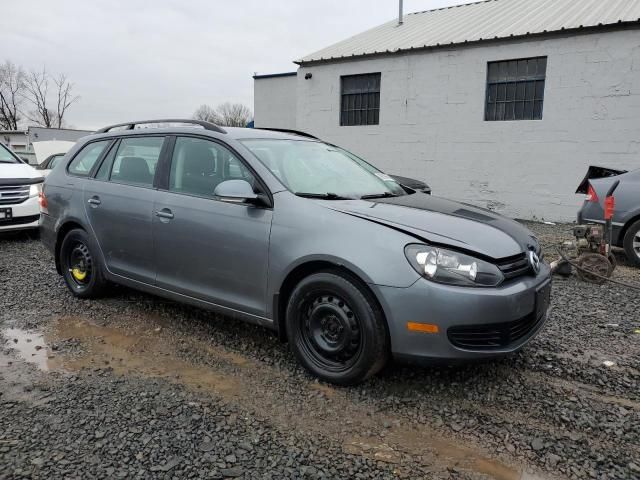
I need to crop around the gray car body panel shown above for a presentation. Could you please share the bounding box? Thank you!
[577,168,640,245]
[41,126,551,362]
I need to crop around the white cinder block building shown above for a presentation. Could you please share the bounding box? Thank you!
[253,0,640,221]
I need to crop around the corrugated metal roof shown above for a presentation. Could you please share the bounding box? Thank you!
[297,0,640,64]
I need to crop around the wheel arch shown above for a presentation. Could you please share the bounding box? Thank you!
[272,259,389,343]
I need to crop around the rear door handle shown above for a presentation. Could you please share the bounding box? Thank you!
[87,197,101,206]
[155,209,174,220]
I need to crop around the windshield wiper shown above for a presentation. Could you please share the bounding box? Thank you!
[295,192,352,200]
[360,192,399,199]
[0,160,17,164]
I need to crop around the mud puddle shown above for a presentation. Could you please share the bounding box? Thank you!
[2,316,543,480]
[2,327,57,371]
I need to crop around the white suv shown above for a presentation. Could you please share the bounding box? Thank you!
[0,143,43,232]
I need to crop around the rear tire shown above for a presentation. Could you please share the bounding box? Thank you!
[623,220,640,267]
[285,271,389,386]
[59,228,108,298]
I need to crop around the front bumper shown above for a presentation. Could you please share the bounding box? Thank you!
[0,196,41,232]
[372,263,552,363]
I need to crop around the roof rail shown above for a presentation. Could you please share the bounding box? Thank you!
[97,119,227,134]
[257,128,319,139]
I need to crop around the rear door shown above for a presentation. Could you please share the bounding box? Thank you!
[84,135,167,284]
[152,136,272,316]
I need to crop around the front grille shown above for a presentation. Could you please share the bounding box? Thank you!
[448,311,542,350]
[0,185,30,205]
[0,215,40,227]
[496,253,531,280]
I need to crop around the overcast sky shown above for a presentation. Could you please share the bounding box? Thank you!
[1,0,475,129]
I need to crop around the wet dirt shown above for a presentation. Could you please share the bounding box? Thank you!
[48,317,243,398]
[0,315,541,480]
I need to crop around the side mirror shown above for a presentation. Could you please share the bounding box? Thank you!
[213,179,270,207]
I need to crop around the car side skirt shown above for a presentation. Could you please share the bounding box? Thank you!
[107,272,276,330]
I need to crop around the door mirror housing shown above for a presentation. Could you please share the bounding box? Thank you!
[213,180,270,206]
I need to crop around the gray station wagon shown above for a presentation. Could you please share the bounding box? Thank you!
[41,119,551,385]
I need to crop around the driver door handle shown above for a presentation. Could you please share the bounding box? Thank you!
[155,209,174,220]
[87,196,101,206]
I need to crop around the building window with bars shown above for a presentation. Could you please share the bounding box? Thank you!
[485,57,547,121]
[340,73,381,126]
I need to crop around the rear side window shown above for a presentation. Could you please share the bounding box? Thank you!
[108,137,164,187]
[68,141,110,176]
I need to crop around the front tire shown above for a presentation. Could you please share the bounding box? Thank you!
[59,228,108,298]
[623,220,640,267]
[285,271,389,386]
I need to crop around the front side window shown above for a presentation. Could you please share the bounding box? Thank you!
[108,137,164,187]
[169,137,256,198]
[68,141,111,176]
[340,73,381,126]
[0,144,21,164]
[485,57,547,121]
[242,139,405,199]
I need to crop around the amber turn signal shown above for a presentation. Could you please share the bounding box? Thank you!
[406,322,439,334]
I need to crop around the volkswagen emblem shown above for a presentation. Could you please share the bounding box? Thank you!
[528,250,541,274]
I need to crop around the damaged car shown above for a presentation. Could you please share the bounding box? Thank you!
[40,119,551,385]
[577,166,640,266]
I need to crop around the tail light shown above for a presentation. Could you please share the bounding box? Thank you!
[39,190,48,214]
[586,183,599,203]
[604,196,615,220]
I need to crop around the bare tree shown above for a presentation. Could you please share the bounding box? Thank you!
[53,73,79,128]
[193,104,220,124]
[23,68,53,127]
[0,61,25,130]
[22,67,78,128]
[215,102,252,127]
[193,102,253,127]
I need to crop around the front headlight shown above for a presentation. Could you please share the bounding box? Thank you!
[29,183,42,198]
[404,244,504,287]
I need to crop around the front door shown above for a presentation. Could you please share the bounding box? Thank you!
[153,136,272,317]
[84,135,166,284]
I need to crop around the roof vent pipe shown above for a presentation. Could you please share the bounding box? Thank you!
[398,0,404,25]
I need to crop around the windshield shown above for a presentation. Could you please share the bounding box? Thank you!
[0,144,21,164]
[241,139,405,198]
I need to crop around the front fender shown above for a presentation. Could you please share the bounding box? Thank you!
[266,194,422,316]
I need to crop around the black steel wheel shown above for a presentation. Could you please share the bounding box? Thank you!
[300,293,363,372]
[59,228,108,298]
[286,271,389,385]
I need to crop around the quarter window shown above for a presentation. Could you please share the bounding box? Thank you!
[340,73,381,126]
[485,57,547,121]
[68,141,110,176]
[108,137,165,187]
[169,137,256,199]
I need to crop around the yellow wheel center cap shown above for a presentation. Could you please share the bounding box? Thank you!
[72,268,87,281]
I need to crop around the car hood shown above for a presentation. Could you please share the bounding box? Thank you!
[0,162,42,181]
[324,194,538,260]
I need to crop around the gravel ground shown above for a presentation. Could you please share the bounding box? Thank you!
[0,222,639,480]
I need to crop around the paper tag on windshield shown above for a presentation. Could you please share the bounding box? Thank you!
[374,173,395,182]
